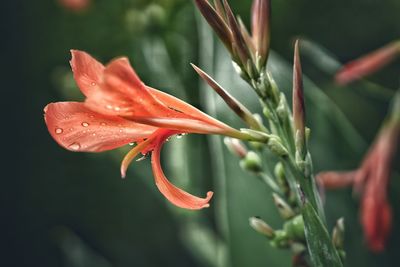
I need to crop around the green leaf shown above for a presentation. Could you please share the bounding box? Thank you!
[302,201,343,267]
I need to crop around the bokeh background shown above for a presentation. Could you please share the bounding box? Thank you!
[3,0,400,266]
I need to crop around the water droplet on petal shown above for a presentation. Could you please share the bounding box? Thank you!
[91,82,96,86]
[129,142,136,146]
[136,153,148,162]
[119,129,124,133]
[106,104,113,110]
[55,128,63,134]
[68,143,81,151]
[92,133,96,136]
[82,122,89,127]
[100,122,107,126]
[177,133,187,139]
[114,106,121,111]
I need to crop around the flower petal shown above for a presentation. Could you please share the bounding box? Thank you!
[151,132,213,210]
[316,171,356,189]
[84,57,178,118]
[361,186,392,252]
[133,117,234,135]
[70,50,105,97]
[148,86,232,129]
[44,102,156,152]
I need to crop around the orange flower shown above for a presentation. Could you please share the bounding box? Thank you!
[317,117,399,251]
[44,50,247,210]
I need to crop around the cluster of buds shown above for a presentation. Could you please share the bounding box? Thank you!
[249,214,306,251]
[194,0,270,80]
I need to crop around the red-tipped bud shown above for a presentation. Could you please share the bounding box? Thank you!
[193,0,233,53]
[222,0,253,70]
[213,0,227,21]
[292,40,306,159]
[224,137,248,158]
[251,0,271,66]
[336,41,400,85]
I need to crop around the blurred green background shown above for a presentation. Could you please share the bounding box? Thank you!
[3,0,400,266]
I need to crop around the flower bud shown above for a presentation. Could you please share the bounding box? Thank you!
[240,151,262,173]
[267,136,288,157]
[276,93,290,121]
[283,215,305,241]
[270,230,290,248]
[192,64,262,130]
[292,39,306,160]
[272,193,295,219]
[251,0,271,67]
[332,217,345,249]
[249,217,275,238]
[224,137,247,158]
[193,0,233,53]
[223,0,254,71]
[274,162,290,195]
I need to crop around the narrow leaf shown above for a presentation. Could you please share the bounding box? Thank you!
[302,201,343,267]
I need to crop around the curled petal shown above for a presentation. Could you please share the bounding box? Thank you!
[151,134,213,210]
[44,102,155,152]
[120,137,154,178]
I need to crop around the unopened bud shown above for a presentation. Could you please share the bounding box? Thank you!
[240,151,262,173]
[283,215,305,241]
[274,162,290,194]
[251,0,271,67]
[272,193,295,219]
[336,41,400,85]
[266,71,281,106]
[267,136,288,157]
[194,0,233,53]
[249,217,275,238]
[332,217,345,249]
[276,93,290,120]
[223,0,253,70]
[224,137,248,158]
[192,64,262,130]
[270,230,289,248]
[293,40,307,160]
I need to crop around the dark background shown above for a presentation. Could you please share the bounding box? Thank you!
[2,0,400,266]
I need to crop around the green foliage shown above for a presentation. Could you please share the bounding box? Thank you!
[6,0,400,267]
